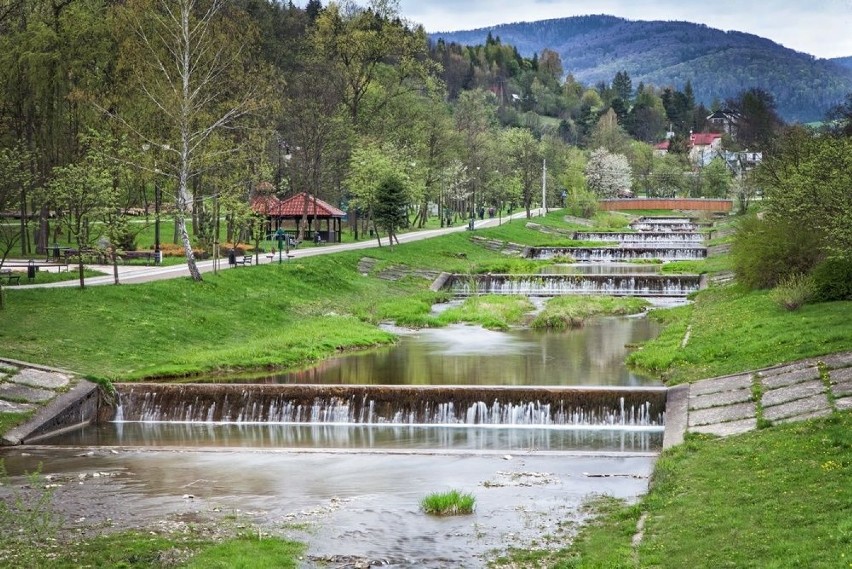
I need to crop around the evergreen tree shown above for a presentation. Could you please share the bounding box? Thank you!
[613,71,632,104]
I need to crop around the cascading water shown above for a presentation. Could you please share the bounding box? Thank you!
[529,246,707,262]
[109,384,667,428]
[629,217,699,232]
[573,231,705,244]
[447,273,701,296]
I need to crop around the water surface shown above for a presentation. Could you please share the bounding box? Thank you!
[255,319,662,387]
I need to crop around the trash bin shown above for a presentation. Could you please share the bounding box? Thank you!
[27,260,36,281]
[154,250,163,264]
[468,218,475,231]
[228,250,236,266]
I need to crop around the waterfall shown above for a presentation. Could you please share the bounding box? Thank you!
[447,273,700,297]
[529,247,707,262]
[573,232,704,244]
[110,384,667,428]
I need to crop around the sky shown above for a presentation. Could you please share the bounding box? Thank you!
[389,0,852,59]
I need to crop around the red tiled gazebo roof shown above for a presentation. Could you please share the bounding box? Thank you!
[251,192,345,218]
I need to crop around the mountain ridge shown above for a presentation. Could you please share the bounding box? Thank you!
[432,15,852,122]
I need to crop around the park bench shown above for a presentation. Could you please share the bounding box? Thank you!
[235,255,252,266]
[0,269,21,285]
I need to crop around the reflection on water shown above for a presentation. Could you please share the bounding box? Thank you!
[44,422,663,453]
[247,318,661,387]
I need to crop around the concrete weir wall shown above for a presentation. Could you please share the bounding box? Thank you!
[2,376,101,445]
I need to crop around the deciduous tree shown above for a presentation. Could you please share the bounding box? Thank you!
[584,148,631,199]
[114,0,266,281]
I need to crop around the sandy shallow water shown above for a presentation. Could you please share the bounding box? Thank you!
[1,446,655,568]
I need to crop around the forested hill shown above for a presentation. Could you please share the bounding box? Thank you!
[832,56,852,71]
[432,15,852,123]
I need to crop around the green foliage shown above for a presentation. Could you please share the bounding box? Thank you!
[436,15,850,122]
[628,285,852,384]
[373,172,410,242]
[699,157,733,198]
[810,256,852,302]
[184,536,305,569]
[637,413,852,567]
[756,128,852,260]
[438,295,534,330]
[731,214,822,289]
[555,412,852,567]
[0,411,32,434]
[14,529,303,569]
[769,273,814,311]
[661,255,732,275]
[564,186,599,218]
[420,490,476,516]
[592,212,631,230]
[0,461,61,566]
[531,295,649,329]
[471,259,543,274]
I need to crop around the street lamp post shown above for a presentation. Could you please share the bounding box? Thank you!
[274,228,285,264]
[143,142,168,265]
[469,166,480,231]
[154,180,161,264]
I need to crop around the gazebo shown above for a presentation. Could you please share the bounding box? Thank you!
[251,192,345,243]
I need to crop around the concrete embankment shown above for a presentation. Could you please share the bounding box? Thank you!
[0,358,100,445]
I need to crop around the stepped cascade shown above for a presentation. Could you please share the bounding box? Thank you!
[573,231,704,245]
[629,216,700,233]
[437,214,709,296]
[108,384,667,427]
[528,246,707,262]
[446,273,700,297]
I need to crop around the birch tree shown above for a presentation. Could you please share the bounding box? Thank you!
[114,0,264,281]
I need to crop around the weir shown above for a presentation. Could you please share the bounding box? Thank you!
[528,246,707,262]
[573,231,704,244]
[629,219,699,232]
[445,273,700,297]
[105,384,667,428]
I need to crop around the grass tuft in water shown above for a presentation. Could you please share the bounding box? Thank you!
[532,295,649,329]
[420,490,476,516]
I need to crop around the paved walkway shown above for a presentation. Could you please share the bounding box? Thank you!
[7,210,542,288]
[0,359,74,416]
[685,351,852,437]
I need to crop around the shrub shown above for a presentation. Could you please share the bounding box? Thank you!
[810,257,852,302]
[565,187,599,218]
[769,273,814,311]
[420,490,475,516]
[731,214,823,289]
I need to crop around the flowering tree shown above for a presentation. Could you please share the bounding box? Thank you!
[584,148,632,198]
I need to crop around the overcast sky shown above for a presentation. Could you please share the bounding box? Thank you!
[389,0,852,59]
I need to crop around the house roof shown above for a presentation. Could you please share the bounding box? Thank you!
[252,192,345,218]
[707,108,741,120]
[690,132,723,146]
[654,140,670,150]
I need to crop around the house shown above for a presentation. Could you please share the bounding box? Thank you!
[707,108,742,136]
[689,132,724,166]
[653,132,724,167]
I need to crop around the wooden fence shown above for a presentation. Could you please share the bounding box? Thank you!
[598,198,733,212]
